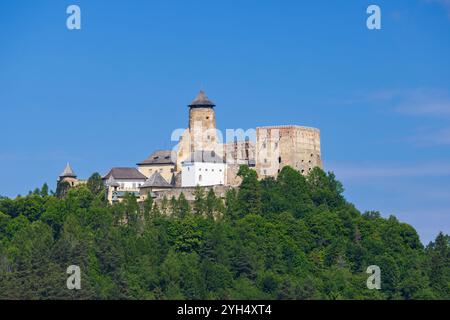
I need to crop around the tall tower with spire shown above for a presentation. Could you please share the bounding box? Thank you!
[176,91,221,171]
[188,90,218,150]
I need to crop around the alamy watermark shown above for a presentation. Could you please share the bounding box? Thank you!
[66,5,81,30]
[366,265,381,290]
[66,265,81,290]
[367,5,381,30]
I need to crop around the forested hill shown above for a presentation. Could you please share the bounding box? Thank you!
[0,166,448,300]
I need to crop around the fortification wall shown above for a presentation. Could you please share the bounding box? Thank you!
[256,125,322,178]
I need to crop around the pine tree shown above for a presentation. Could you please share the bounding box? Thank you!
[40,183,49,197]
[237,165,262,216]
[225,188,239,222]
[143,196,153,223]
[426,232,450,298]
[177,193,191,219]
[193,186,206,216]
[206,189,218,219]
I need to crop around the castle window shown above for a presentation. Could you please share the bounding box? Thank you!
[206,116,209,120]
[278,157,281,163]
[263,170,267,175]
[263,143,266,148]
[199,175,202,182]
[264,158,267,163]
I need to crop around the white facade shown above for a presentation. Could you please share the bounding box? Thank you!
[181,162,226,187]
[105,179,145,191]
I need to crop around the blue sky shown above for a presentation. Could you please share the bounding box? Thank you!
[0,0,449,243]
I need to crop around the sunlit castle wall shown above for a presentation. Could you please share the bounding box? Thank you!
[255,125,322,179]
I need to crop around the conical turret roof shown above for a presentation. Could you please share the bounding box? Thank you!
[189,90,215,108]
[141,171,172,188]
[59,163,77,178]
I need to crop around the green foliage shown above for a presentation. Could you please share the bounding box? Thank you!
[237,165,262,216]
[87,173,106,200]
[0,166,447,300]
[55,181,71,199]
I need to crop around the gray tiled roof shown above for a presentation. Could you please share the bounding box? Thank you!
[137,150,176,166]
[60,163,77,178]
[141,171,172,188]
[189,90,215,108]
[103,168,147,180]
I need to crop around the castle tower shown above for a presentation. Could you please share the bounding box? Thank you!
[58,163,78,186]
[188,90,218,149]
[256,125,323,178]
[176,91,221,171]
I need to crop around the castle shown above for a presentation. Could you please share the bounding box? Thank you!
[58,91,323,203]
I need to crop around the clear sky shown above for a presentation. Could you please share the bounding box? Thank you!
[1,0,449,244]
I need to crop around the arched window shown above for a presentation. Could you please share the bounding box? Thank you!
[199,175,202,182]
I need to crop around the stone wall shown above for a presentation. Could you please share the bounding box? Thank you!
[255,125,322,178]
[151,185,233,202]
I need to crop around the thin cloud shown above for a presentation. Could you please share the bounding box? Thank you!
[425,0,450,17]
[379,88,450,116]
[336,88,450,116]
[409,127,450,145]
[328,161,450,179]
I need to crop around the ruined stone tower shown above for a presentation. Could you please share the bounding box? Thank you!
[256,125,323,178]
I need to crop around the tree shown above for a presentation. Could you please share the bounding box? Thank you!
[224,188,239,222]
[55,181,71,199]
[123,192,140,228]
[426,232,450,298]
[193,186,206,216]
[87,173,106,198]
[307,168,345,209]
[237,165,262,216]
[143,196,153,223]
[177,193,191,219]
[160,195,169,216]
[276,166,313,218]
[205,189,218,219]
[40,183,49,197]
